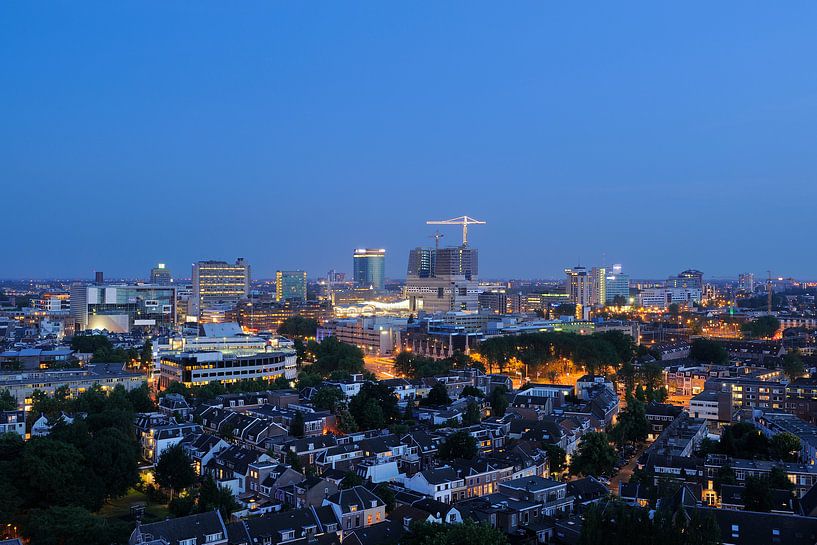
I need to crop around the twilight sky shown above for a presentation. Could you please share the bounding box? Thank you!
[2,2,817,280]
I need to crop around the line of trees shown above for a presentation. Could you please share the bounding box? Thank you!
[477,330,635,376]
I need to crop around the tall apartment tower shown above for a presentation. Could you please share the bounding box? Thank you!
[352,249,386,290]
[275,270,307,302]
[405,246,479,313]
[191,258,250,318]
[150,263,172,285]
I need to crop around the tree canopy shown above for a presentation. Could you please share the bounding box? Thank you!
[741,316,781,339]
[439,431,478,461]
[570,431,616,477]
[277,316,319,339]
[690,338,729,364]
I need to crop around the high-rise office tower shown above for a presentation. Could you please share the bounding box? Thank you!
[605,264,630,304]
[738,273,755,293]
[565,266,591,307]
[150,263,172,285]
[590,267,606,306]
[405,246,479,313]
[191,258,250,318]
[353,249,385,290]
[407,247,434,278]
[275,270,307,302]
[668,269,704,292]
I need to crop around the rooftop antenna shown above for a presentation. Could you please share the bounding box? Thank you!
[767,270,773,313]
[426,216,486,246]
[429,230,444,252]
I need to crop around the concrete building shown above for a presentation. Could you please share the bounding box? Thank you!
[406,246,479,313]
[317,316,407,356]
[638,287,702,308]
[150,263,172,285]
[191,258,250,318]
[70,283,176,333]
[0,364,144,408]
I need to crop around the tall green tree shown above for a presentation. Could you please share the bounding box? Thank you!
[155,444,196,499]
[290,411,305,438]
[570,431,616,477]
[425,382,452,406]
[489,385,509,417]
[439,431,477,461]
[0,389,17,410]
[462,401,482,425]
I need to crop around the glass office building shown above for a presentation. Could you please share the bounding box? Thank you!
[353,248,385,290]
[275,270,307,302]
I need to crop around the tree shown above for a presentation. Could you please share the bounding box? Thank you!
[198,476,239,519]
[163,380,190,397]
[285,447,303,473]
[570,431,616,477]
[543,444,567,475]
[425,382,451,406]
[489,385,509,417]
[690,338,729,364]
[86,427,139,499]
[140,338,154,369]
[612,395,649,447]
[375,484,396,513]
[335,405,359,434]
[277,316,319,339]
[20,437,105,511]
[439,431,477,461]
[129,382,155,412]
[0,389,16,411]
[312,387,345,413]
[341,471,363,489]
[741,316,780,339]
[770,432,801,462]
[714,464,737,492]
[462,401,482,426]
[23,506,119,545]
[296,369,322,389]
[782,351,806,381]
[311,337,365,377]
[743,475,773,512]
[155,444,196,499]
[461,385,484,398]
[404,519,509,545]
[290,411,305,438]
[349,382,399,430]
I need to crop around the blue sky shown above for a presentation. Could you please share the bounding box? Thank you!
[2,2,817,280]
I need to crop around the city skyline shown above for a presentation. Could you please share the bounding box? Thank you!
[4,3,817,279]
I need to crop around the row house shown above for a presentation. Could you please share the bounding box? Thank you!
[139,420,202,465]
[402,467,466,504]
[0,410,25,439]
[205,445,272,496]
[247,404,330,438]
[322,485,386,531]
[273,435,337,468]
[276,475,339,509]
[230,504,340,545]
[704,454,817,498]
[157,393,192,420]
[498,475,573,517]
[315,443,364,472]
[180,432,230,475]
[451,458,515,498]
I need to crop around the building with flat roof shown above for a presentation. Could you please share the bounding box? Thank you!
[191,258,250,318]
[275,270,307,302]
[70,282,176,333]
[406,246,479,313]
[150,263,172,285]
[352,249,385,290]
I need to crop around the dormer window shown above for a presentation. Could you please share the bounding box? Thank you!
[205,533,222,543]
[180,539,196,545]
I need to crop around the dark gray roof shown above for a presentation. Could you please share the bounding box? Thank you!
[134,511,226,545]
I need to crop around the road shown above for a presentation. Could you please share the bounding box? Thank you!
[609,443,648,494]
[364,355,398,380]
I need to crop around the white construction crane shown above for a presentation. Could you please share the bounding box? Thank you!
[426,216,486,246]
